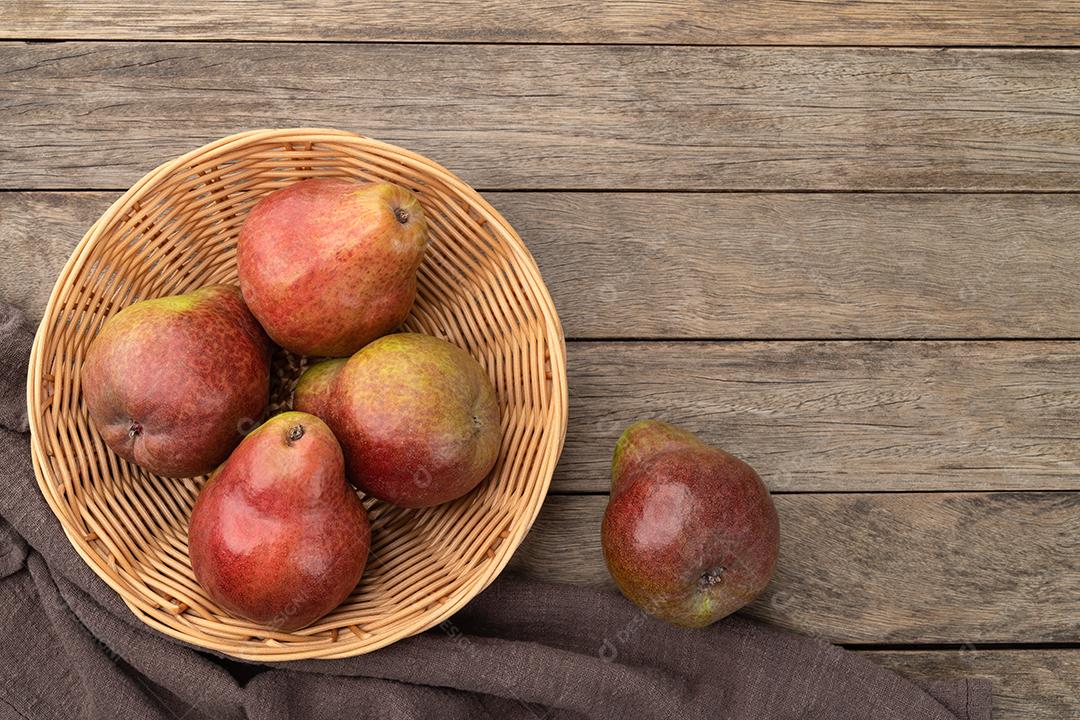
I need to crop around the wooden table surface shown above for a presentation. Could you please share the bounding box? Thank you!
[2,3,1079,717]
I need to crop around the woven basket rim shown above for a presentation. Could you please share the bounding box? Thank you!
[26,128,569,660]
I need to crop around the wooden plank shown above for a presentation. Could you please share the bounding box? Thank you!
[0,192,97,322]
[505,192,1080,339]
[866,650,1080,720]
[5,1,1080,46]
[557,340,1080,492]
[509,493,1080,644]
[3,43,1080,191]
[9,191,1080,339]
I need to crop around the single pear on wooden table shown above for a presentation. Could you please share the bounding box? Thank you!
[188,412,371,631]
[601,420,779,628]
[237,178,429,357]
[81,284,270,478]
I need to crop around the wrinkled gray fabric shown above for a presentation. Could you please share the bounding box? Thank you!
[0,303,990,720]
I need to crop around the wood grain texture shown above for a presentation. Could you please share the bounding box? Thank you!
[557,340,1080,492]
[509,493,1080,644]
[506,192,1080,339]
[5,1,1080,46]
[3,43,1080,191]
[0,192,96,322]
[1,4,1075,710]
[5,193,1079,492]
[9,191,1080,339]
[867,650,1080,720]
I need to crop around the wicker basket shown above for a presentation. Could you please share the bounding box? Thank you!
[26,128,567,661]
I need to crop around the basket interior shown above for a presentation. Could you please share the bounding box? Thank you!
[29,131,565,660]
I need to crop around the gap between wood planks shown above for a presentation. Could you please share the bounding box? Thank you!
[5,0,1080,46]
[847,642,1080,650]
[9,39,1080,50]
[564,336,1080,342]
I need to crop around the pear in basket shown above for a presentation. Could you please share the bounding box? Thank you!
[81,284,271,478]
[237,178,428,357]
[188,412,370,631]
[294,333,501,508]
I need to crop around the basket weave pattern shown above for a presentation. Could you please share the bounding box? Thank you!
[26,129,567,661]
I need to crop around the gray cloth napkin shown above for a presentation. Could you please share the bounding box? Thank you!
[0,302,990,720]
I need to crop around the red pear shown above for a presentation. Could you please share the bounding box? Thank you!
[323,333,501,507]
[81,284,270,478]
[237,178,428,357]
[601,420,779,628]
[188,412,370,631]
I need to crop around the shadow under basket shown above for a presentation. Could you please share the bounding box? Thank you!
[26,128,568,661]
